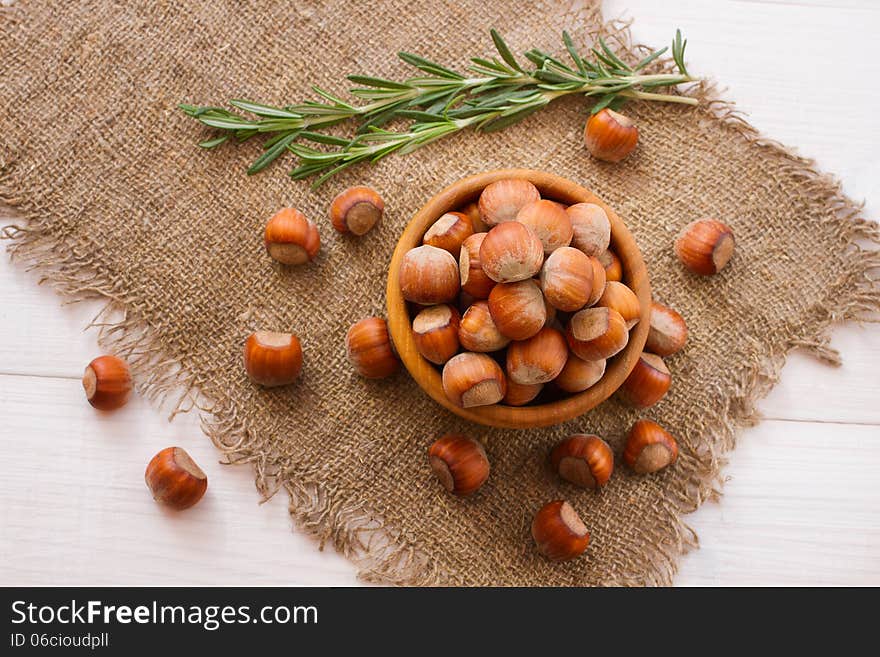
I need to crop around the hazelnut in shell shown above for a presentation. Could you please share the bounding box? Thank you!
[82,355,132,411]
[346,317,400,379]
[412,304,460,365]
[478,178,541,226]
[515,199,573,254]
[540,246,594,312]
[264,208,320,265]
[566,306,629,361]
[428,434,490,496]
[479,222,544,283]
[458,232,496,299]
[459,301,510,352]
[623,420,679,474]
[531,500,590,562]
[243,331,303,387]
[423,211,474,258]
[551,434,614,490]
[675,219,735,276]
[503,381,544,406]
[619,352,671,408]
[398,244,460,305]
[442,352,507,408]
[584,108,638,163]
[597,249,622,282]
[566,203,611,256]
[597,281,641,329]
[329,186,384,235]
[506,327,568,385]
[554,355,606,393]
[488,279,547,341]
[645,302,688,357]
[145,447,207,510]
[585,255,607,307]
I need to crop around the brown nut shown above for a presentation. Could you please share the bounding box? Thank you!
[441,352,507,408]
[597,281,641,329]
[584,108,638,163]
[423,211,474,258]
[566,306,629,361]
[458,233,496,299]
[645,302,688,356]
[398,244,461,305]
[551,434,614,489]
[488,279,547,341]
[503,381,544,406]
[428,434,490,496]
[597,249,622,282]
[264,208,320,265]
[566,203,611,256]
[540,246,594,312]
[346,317,400,379]
[531,500,590,562]
[459,201,489,233]
[506,327,568,385]
[619,352,671,408]
[145,447,207,510]
[675,218,735,276]
[479,222,544,283]
[459,301,510,352]
[243,331,303,387]
[82,355,132,411]
[515,199,573,254]
[478,178,541,226]
[554,355,606,393]
[329,186,384,235]
[585,255,607,306]
[412,304,460,365]
[623,419,679,474]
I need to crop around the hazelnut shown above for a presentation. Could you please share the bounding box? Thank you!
[584,108,638,162]
[540,246,594,312]
[423,211,474,258]
[458,232,496,299]
[460,200,489,233]
[144,447,207,510]
[551,434,614,489]
[623,419,679,474]
[264,208,320,265]
[398,244,460,305]
[329,186,384,235]
[459,301,510,352]
[566,203,611,256]
[82,355,132,411]
[675,219,735,276]
[487,279,546,340]
[597,281,641,329]
[554,355,606,393]
[506,327,568,385]
[479,222,544,283]
[645,301,688,356]
[515,199,573,254]
[477,178,541,226]
[412,304,460,365]
[597,249,622,282]
[442,352,507,408]
[346,317,400,379]
[428,434,490,496]
[619,352,671,408]
[531,500,590,562]
[566,307,629,361]
[585,255,607,306]
[243,331,303,387]
[503,381,544,406]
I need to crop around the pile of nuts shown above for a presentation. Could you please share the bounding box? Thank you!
[342,175,736,563]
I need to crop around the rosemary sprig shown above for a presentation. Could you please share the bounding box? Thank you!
[181,29,696,185]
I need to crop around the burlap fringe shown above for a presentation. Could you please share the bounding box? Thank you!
[2,13,878,586]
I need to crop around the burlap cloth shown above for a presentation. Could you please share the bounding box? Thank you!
[2,0,878,585]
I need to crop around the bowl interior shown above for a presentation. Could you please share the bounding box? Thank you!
[386,168,651,429]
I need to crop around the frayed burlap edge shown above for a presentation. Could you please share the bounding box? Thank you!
[2,9,878,586]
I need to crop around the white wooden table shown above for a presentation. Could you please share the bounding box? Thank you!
[1,0,878,586]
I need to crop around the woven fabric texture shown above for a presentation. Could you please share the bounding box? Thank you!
[2,0,878,585]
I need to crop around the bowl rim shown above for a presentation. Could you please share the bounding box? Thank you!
[386,168,651,429]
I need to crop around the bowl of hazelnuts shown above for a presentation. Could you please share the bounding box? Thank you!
[385,169,652,429]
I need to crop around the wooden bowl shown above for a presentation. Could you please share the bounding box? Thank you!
[386,169,651,429]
